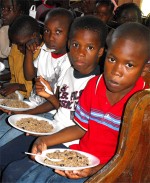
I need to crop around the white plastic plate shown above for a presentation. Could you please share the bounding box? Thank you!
[0,100,36,111]
[35,148,100,170]
[8,114,61,135]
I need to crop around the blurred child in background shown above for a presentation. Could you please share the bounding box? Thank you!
[95,0,114,24]
[114,2,142,25]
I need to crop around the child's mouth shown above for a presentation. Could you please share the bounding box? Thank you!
[108,80,119,88]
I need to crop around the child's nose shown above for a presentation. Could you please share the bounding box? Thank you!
[111,63,123,77]
[78,47,86,57]
[48,32,55,41]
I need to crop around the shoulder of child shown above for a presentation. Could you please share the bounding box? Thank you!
[86,74,102,90]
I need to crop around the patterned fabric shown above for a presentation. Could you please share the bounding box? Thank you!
[53,66,100,147]
[29,44,71,105]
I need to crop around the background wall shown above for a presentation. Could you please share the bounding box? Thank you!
[118,0,142,6]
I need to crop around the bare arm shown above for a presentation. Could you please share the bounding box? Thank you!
[31,125,86,157]
[46,92,60,109]
[23,49,37,80]
[23,37,42,80]
[19,100,54,115]
[55,164,104,180]
[0,83,26,96]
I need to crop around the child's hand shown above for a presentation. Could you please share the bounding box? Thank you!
[0,107,11,114]
[31,136,48,160]
[25,132,40,137]
[55,164,104,179]
[26,38,40,53]
[0,107,23,114]
[0,83,19,96]
[35,76,53,98]
[55,168,93,179]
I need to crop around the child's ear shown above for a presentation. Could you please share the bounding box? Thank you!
[32,32,37,39]
[98,47,104,58]
[141,63,150,77]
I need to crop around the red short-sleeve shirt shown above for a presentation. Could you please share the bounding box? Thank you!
[70,75,146,164]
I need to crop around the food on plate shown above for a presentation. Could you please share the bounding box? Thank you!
[0,99,29,108]
[0,93,19,100]
[16,117,53,133]
[44,150,89,167]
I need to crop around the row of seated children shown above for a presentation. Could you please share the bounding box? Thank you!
[69,0,117,17]
[0,11,107,176]
[95,1,143,27]
[0,0,43,142]
[0,0,149,180]
[0,8,106,149]
[0,8,76,145]
[35,0,149,30]
[1,0,148,95]
[0,19,150,182]
[0,1,144,101]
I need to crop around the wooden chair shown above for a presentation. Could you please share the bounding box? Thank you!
[85,88,150,183]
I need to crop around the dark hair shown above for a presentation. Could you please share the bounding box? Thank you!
[69,15,108,47]
[1,0,32,15]
[114,3,142,23]
[9,15,40,40]
[145,13,150,28]
[45,8,74,25]
[96,0,114,13]
[108,22,150,61]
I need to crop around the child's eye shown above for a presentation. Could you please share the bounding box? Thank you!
[108,57,116,62]
[56,30,62,35]
[44,29,49,34]
[87,46,94,50]
[72,43,79,48]
[126,63,133,68]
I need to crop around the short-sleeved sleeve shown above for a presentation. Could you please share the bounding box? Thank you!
[55,55,71,87]
[74,76,99,130]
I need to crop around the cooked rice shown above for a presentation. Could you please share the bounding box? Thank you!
[0,93,19,100]
[0,99,29,108]
[16,117,53,133]
[44,150,89,167]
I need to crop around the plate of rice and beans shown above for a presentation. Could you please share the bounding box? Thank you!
[8,114,61,135]
[0,99,35,111]
[35,149,100,171]
[0,91,24,101]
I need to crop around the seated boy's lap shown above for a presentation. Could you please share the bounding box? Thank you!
[2,144,66,179]
[2,143,87,183]
[3,157,87,183]
[0,113,12,137]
